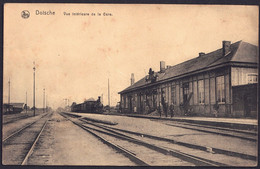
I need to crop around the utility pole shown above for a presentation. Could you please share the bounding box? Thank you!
[8,78,10,112]
[43,88,45,113]
[108,78,110,112]
[68,99,70,111]
[64,98,67,110]
[46,94,48,112]
[33,62,36,116]
[101,93,103,104]
[26,91,27,113]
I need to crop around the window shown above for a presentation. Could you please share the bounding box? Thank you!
[152,91,157,108]
[248,74,258,84]
[216,76,225,103]
[167,86,171,103]
[123,96,126,108]
[198,80,205,103]
[183,83,189,103]
[125,96,128,108]
[161,87,166,103]
[139,94,143,111]
[171,85,176,105]
[134,94,137,107]
[146,94,152,108]
[121,96,124,108]
[128,96,133,111]
[193,81,197,104]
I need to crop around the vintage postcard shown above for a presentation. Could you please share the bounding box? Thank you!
[2,3,258,166]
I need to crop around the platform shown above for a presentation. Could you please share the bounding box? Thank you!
[118,113,258,131]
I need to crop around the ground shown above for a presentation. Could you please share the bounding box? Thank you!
[27,112,134,165]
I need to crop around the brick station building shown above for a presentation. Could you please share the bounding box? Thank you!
[119,40,258,118]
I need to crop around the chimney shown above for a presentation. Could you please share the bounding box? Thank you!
[166,65,171,69]
[160,61,165,73]
[130,73,135,85]
[199,52,205,57]
[222,41,231,56]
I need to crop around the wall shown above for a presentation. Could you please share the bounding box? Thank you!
[232,84,257,118]
[231,67,258,86]
[120,66,238,117]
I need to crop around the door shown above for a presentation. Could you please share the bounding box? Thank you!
[244,94,251,117]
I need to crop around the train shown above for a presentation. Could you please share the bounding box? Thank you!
[71,96,103,114]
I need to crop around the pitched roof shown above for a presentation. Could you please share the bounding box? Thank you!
[10,103,25,108]
[119,41,258,94]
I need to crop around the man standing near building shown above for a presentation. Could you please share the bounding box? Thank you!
[162,97,168,117]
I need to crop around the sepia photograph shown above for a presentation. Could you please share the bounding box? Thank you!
[2,3,258,166]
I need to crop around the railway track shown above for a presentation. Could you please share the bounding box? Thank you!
[60,112,255,166]
[2,112,53,165]
[81,119,257,162]
[3,113,49,142]
[160,120,257,142]
[62,112,257,161]
[3,112,40,125]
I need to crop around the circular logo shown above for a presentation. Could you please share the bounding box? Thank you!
[21,10,30,19]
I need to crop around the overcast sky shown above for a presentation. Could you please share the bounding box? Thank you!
[3,4,258,109]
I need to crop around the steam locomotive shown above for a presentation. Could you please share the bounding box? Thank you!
[71,96,103,114]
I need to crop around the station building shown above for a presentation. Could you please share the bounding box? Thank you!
[118,40,258,118]
[2,103,26,114]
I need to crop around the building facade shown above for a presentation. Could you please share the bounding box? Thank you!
[3,103,26,114]
[119,41,258,118]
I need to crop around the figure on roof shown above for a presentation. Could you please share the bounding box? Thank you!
[146,68,157,83]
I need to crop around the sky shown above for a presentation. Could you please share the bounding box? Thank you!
[3,4,258,109]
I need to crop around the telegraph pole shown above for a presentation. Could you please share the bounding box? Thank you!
[108,78,110,112]
[33,62,36,116]
[8,78,10,103]
[8,78,10,112]
[64,98,67,110]
[43,88,45,113]
[101,93,103,104]
[46,94,48,112]
[26,91,27,113]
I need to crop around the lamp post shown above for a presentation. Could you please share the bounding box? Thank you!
[33,62,36,116]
